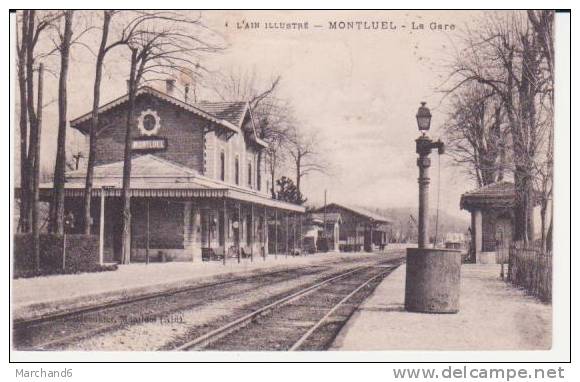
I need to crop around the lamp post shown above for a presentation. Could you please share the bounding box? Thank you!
[404,102,461,314]
[414,102,444,248]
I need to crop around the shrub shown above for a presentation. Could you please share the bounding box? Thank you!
[13,233,108,278]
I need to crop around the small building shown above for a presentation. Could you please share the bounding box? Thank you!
[38,82,305,263]
[304,212,342,252]
[313,203,391,252]
[444,232,466,250]
[460,181,540,264]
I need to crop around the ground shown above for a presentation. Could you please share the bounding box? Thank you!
[12,252,552,352]
[12,251,388,321]
[331,264,552,350]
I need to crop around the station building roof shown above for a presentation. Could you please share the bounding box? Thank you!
[308,212,342,225]
[38,154,304,213]
[314,203,391,224]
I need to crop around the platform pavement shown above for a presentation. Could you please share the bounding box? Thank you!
[331,263,552,351]
[11,250,403,322]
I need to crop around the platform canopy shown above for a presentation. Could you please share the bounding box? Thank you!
[38,154,305,213]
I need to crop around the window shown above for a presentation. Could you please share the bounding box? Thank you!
[247,162,252,188]
[219,151,225,181]
[234,157,240,185]
[257,155,261,191]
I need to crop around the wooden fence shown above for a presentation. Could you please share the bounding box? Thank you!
[507,241,552,302]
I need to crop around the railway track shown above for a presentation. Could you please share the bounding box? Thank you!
[171,259,403,351]
[13,254,404,351]
[13,266,331,350]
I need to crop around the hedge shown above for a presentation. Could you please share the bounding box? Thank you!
[13,234,116,278]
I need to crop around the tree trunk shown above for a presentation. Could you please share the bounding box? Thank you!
[269,151,276,198]
[24,11,37,234]
[546,211,553,251]
[121,48,138,264]
[295,155,301,196]
[17,10,30,232]
[513,165,535,243]
[83,11,111,234]
[50,10,74,235]
[32,63,43,272]
[540,197,547,252]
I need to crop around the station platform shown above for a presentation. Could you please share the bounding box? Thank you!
[331,264,552,351]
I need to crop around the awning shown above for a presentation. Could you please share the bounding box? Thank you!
[36,155,305,213]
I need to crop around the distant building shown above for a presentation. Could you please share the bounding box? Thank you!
[305,212,342,252]
[444,232,466,250]
[313,203,391,252]
[460,181,540,264]
[38,82,305,263]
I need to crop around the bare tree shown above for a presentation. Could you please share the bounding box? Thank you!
[208,68,293,198]
[444,84,509,187]
[82,10,165,234]
[48,10,74,234]
[118,11,223,263]
[16,10,31,232]
[442,11,554,243]
[528,10,554,251]
[15,10,60,232]
[285,127,328,196]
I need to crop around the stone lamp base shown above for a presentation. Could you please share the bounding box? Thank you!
[404,248,462,313]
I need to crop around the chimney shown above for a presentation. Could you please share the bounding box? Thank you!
[165,79,175,96]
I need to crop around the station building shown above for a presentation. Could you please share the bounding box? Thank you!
[39,81,305,263]
[304,212,342,252]
[313,203,391,252]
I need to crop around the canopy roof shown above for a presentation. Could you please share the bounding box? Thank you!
[315,203,391,224]
[460,181,516,211]
[308,212,342,225]
[38,155,304,213]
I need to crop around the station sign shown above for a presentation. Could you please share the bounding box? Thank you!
[132,138,167,151]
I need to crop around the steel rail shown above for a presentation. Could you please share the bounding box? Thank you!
[289,269,391,351]
[14,263,342,329]
[173,266,371,351]
[14,266,339,350]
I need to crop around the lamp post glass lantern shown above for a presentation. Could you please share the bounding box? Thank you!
[416,101,432,132]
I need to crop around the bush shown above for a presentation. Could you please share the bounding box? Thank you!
[13,233,107,278]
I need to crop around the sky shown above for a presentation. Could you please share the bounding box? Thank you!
[14,10,489,222]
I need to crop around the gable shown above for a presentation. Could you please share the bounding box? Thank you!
[70,86,240,136]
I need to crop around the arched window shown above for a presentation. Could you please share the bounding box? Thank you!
[247,162,253,188]
[219,151,225,181]
[234,157,240,185]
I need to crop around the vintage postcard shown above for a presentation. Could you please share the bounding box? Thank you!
[9,9,569,364]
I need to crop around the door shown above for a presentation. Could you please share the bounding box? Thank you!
[495,217,512,264]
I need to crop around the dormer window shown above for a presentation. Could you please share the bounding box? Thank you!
[247,162,252,188]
